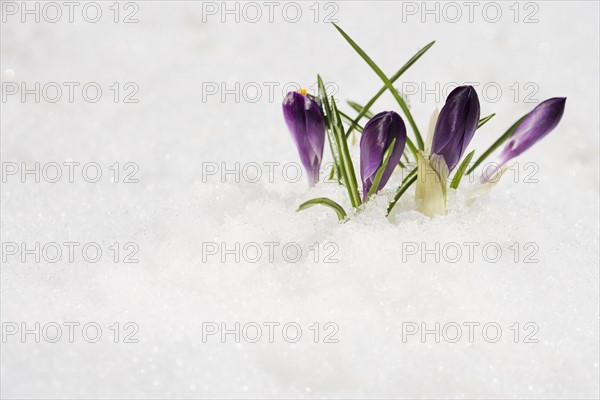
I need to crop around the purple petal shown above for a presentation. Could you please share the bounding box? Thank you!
[431,86,480,171]
[304,95,326,170]
[282,91,326,186]
[360,111,407,198]
[499,97,566,165]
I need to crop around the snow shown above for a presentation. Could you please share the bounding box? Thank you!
[1,1,599,398]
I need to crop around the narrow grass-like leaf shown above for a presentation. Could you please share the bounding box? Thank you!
[339,110,364,132]
[449,150,475,189]
[317,75,342,182]
[297,197,347,221]
[347,101,374,119]
[339,110,362,145]
[477,113,496,129]
[405,136,418,160]
[330,96,362,208]
[466,115,526,175]
[333,23,426,150]
[386,168,418,216]
[345,40,435,139]
[366,138,396,202]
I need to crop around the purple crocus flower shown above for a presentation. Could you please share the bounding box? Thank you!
[431,85,480,172]
[360,111,407,199]
[282,89,326,187]
[482,97,567,181]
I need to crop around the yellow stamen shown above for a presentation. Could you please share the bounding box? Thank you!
[299,88,307,96]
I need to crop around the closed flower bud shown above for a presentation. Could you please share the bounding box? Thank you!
[282,89,326,187]
[360,111,407,200]
[431,85,480,171]
[483,97,566,182]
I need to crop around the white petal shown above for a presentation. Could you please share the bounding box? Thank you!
[425,107,439,155]
[466,166,509,206]
[415,152,447,217]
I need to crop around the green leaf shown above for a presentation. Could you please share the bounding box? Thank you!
[339,110,364,132]
[466,115,527,175]
[449,150,475,189]
[333,23,427,151]
[477,113,496,129]
[317,75,342,182]
[386,167,418,216]
[344,41,435,140]
[347,100,374,119]
[330,96,362,208]
[297,197,347,221]
[366,138,396,202]
[405,136,418,161]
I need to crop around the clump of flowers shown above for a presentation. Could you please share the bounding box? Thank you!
[283,24,566,221]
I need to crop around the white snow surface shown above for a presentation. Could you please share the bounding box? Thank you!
[1,1,599,399]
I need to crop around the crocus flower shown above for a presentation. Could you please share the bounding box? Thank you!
[431,85,480,172]
[414,86,479,217]
[360,111,407,200]
[482,97,566,181]
[282,89,326,186]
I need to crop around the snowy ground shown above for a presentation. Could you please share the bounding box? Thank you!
[1,1,599,398]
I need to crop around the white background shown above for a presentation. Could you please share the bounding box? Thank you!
[1,1,599,398]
